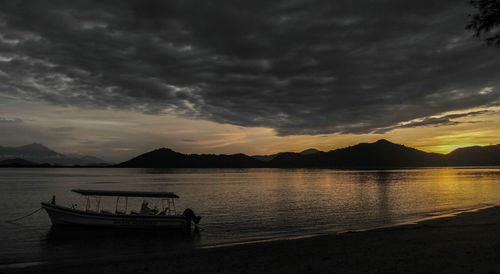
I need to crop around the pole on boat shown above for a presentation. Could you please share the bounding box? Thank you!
[96,196,101,211]
[115,196,120,213]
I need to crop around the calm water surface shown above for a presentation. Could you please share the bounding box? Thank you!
[1,167,500,266]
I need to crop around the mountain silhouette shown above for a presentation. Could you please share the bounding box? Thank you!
[269,139,444,168]
[446,144,500,166]
[117,139,500,168]
[0,143,61,158]
[0,143,109,166]
[117,148,264,168]
[0,158,39,167]
[252,148,321,162]
[300,148,321,155]
[251,152,284,162]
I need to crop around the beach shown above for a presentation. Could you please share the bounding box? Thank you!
[4,205,500,274]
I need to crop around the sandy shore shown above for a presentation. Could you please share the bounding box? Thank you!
[5,206,500,274]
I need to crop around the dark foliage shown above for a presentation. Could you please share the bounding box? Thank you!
[467,0,500,44]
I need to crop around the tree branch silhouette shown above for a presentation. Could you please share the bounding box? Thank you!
[467,0,500,45]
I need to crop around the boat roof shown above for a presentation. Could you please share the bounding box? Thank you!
[72,189,179,198]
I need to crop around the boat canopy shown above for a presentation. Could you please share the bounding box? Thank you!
[72,189,179,198]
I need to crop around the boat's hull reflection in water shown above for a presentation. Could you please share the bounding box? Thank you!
[42,226,201,264]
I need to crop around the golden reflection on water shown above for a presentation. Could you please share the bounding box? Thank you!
[1,167,500,264]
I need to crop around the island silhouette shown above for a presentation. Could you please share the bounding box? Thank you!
[116,139,500,168]
[2,139,499,168]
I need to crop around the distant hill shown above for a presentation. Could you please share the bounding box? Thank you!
[0,158,38,167]
[0,143,110,166]
[118,140,500,168]
[64,154,111,166]
[117,148,265,168]
[251,153,282,162]
[0,143,61,158]
[269,139,445,168]
[446,144,500,166]
[300,148,321,155]
[252,148,321,162]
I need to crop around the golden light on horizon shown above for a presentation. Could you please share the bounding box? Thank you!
[1,99,499,161]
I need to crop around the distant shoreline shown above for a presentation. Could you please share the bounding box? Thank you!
[3,139,500,168]
[2,165,500,169]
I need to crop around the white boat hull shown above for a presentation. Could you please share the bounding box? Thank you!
[41,202,189,230]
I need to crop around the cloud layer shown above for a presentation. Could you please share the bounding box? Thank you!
[0,0,499,135]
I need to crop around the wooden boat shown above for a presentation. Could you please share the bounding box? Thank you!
[41,189,201,230]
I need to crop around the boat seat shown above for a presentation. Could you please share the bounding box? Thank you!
[115,211,125,215]
[100,210,112,214]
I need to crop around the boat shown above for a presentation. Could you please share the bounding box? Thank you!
[41,189,201,230]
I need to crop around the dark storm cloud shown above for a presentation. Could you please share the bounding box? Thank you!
[1,0,499,135]
[373,110,493,133]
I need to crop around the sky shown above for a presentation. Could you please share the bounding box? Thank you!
[0,0,499,162]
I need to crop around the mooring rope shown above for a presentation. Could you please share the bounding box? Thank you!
[4,207,43,224]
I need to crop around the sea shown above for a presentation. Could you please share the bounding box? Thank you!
[1,167,500,267]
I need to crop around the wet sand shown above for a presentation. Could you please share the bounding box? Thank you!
[4,206,500,273]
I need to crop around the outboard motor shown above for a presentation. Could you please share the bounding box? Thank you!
[183,208,202,224]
